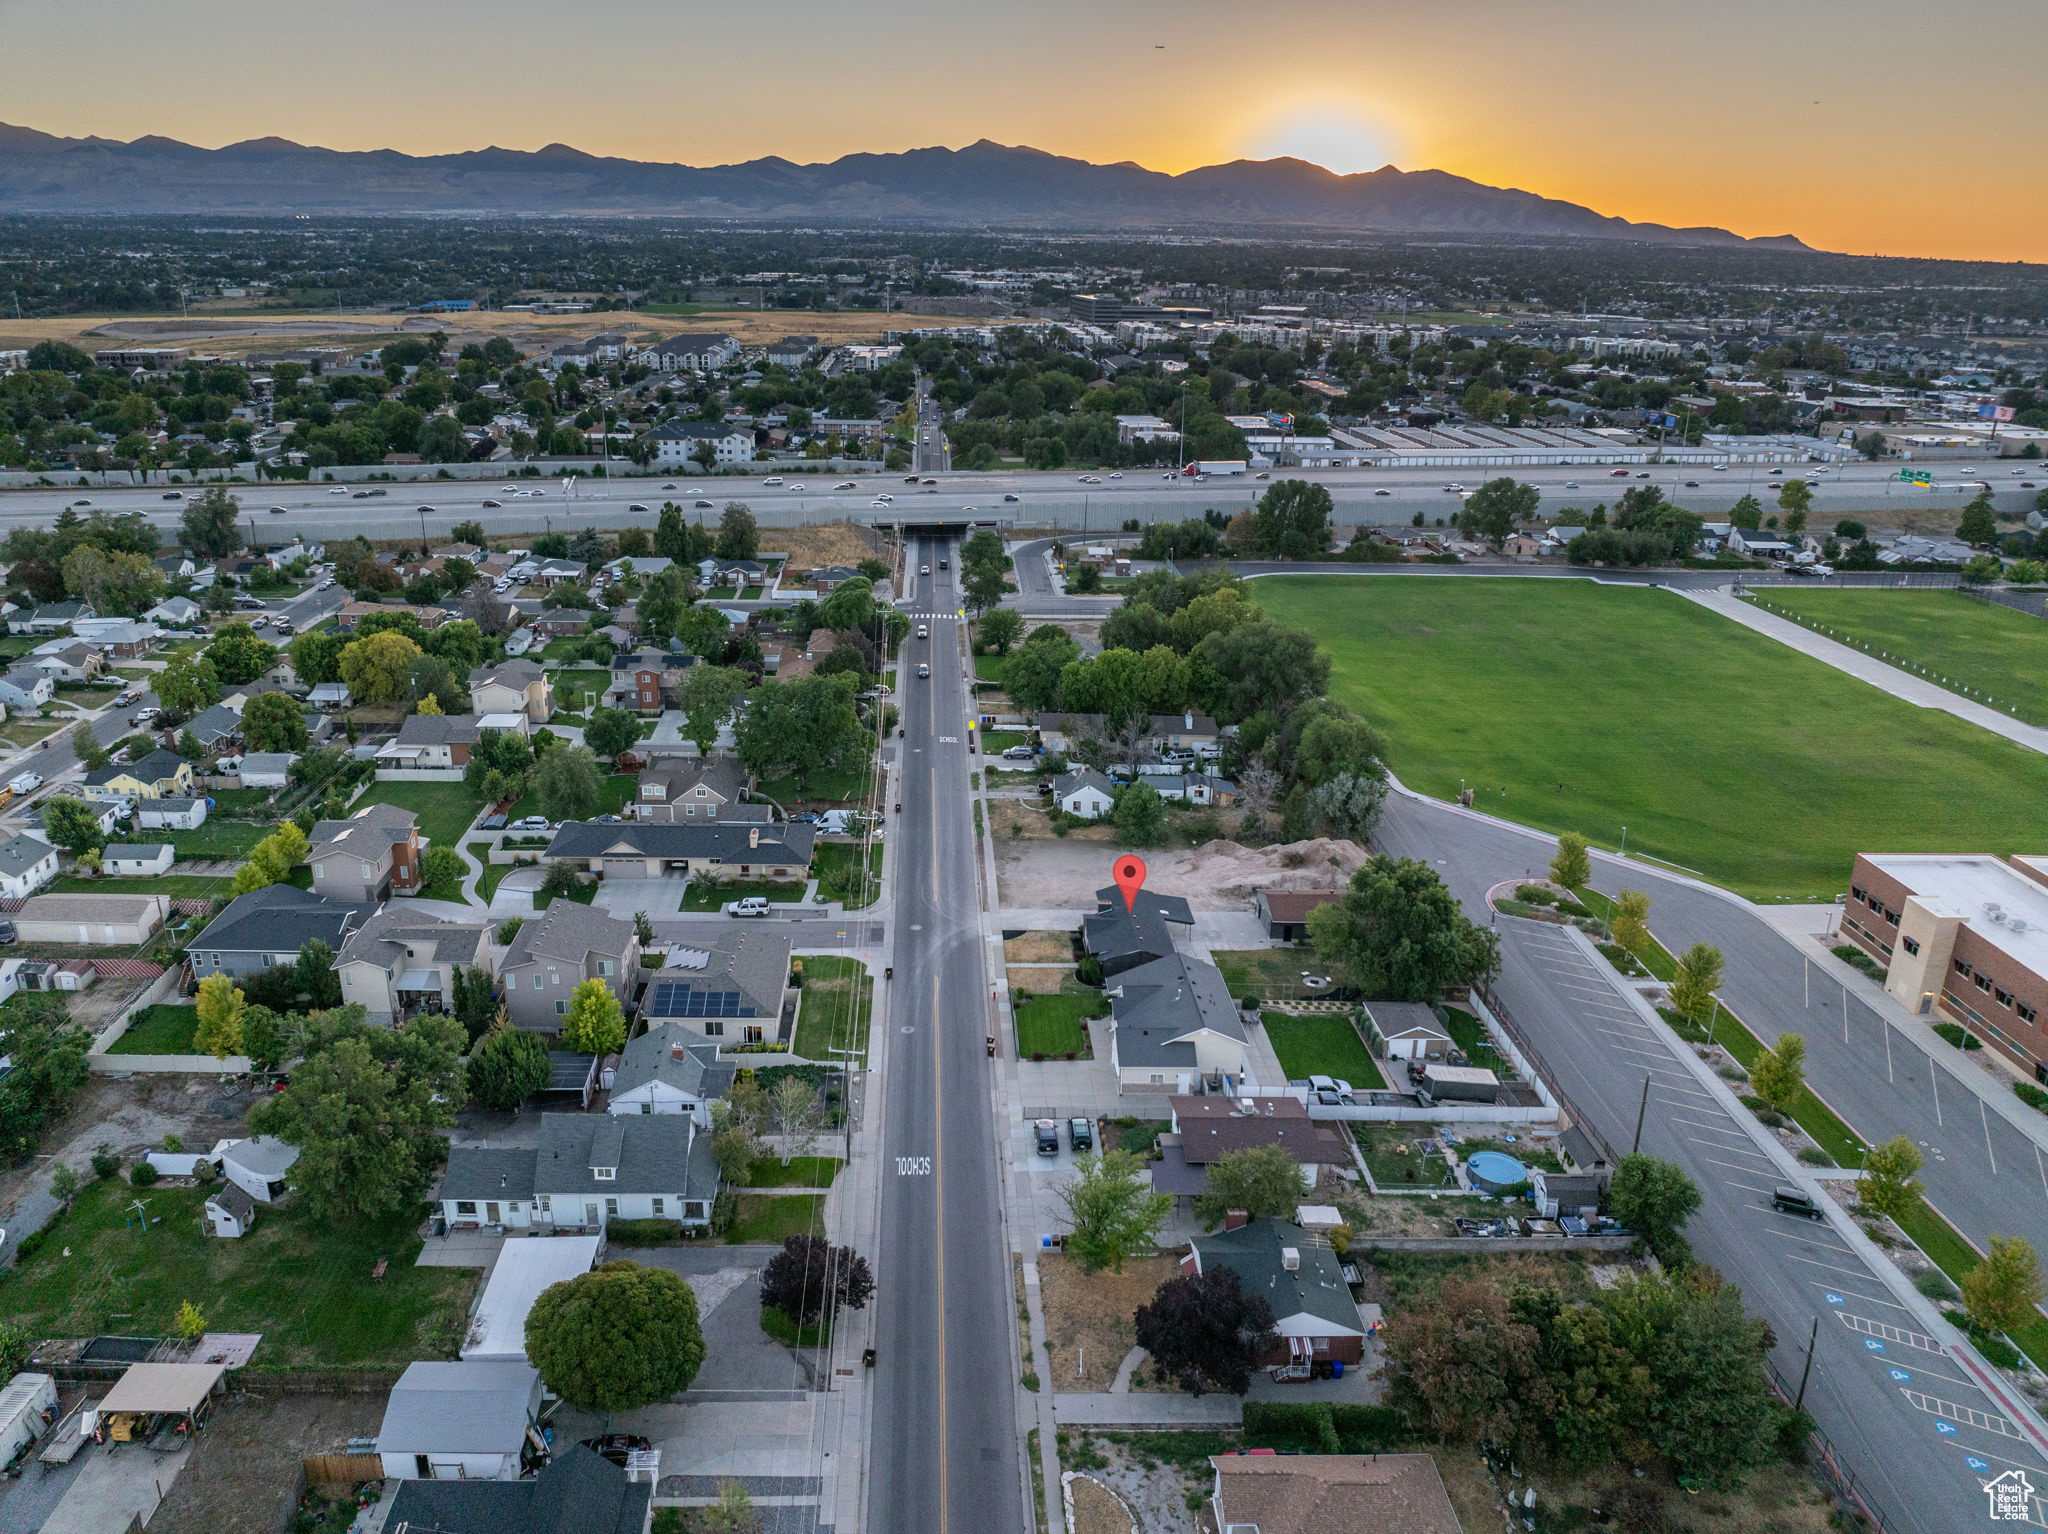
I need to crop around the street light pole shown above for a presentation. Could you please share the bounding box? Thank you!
[1631,1073,1651,1154]
[1793,1315,1820,1412]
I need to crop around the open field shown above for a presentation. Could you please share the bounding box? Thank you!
[1015,989,1103,1057]
[1254,576,2048,900]
[108,1004,200,1054]
[1740,586,2048,725]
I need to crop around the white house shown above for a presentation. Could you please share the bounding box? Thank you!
[434,1113,719,1233]
[606,1025,733,1125]
[237,752,298,789]
[1728,526,1795,560]
[1363,1000,1452,1061]
[0,665,54,710]
[145,596,204,628]
[101,843,175,878]
[644,420,755,467]
[377,1361,545,1482]
[1107,953,1252,1094]
[0,835,58,900]
[137,797,208,831]
[1052,768,1116,821]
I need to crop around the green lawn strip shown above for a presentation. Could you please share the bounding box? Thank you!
[354,780,487,852]
[757,763,875,808]
[170,821,273,859]
[1260,1012,1386,1088]
[1742,587,2048,727]
[50,874,233,897]
[1572,889,1679,981]
[1252,576,2048,901]
[744,1157,844,1188]
[1658,1004,1860,1167]
[539,638,591,661]
[723,1192,826,1245]
[506,772,637,824]
[1211,948,1320,1003]
[812,841,882,908]
[1441,1007,1508,1073]
[467,842,511,904]
[678,878,807,912]
[1015,990,1104,1058]
[0,1181,475,1370]
[545,668,611,709]
[972,653,1008,683]
[759,1303,830,1348]
[1890,1197,2048,1371]
[533,881,597,910]
[108,1004,198,1054]
[790,955,872,1061]
[978,729,1029,752]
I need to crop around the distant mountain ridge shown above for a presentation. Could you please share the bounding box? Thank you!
[0,123,1810,249]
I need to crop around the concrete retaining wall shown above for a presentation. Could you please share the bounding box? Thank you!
[90,1051,253,1074]
[1353,1234,1633,1254]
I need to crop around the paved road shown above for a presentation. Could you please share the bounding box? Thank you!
[1375,792,2048,1534]
[0,461,2029,545]
[913,383,949,477]
[866,537,1024,1534]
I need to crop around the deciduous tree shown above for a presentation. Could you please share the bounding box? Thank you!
[535,744,602,822]
[1858,1134,1923,1222]
[977,607,1024,655]
[1112,779,1168,847]
[1962,1234,2045,1338]
[759,1234,875,1327]
[1133,1267,1279,1397]
[676,665,749,755]
[716,502,759,561]
[1749,1032,1806,1114]
[561,976,627,1056]
[1193,1145,1305,1229]
[1456,476,1540,550]
[41,796,107,854]
[584,706,641,765]
[1607,1153,1702,1266]
[1549,831,1591,890]
[467,1026,551,1110]
[1384,1276,1546,1453]
[154,650,221,716]
[1611,889,1652,952]
[524,1260,706,1410]
[338,630,424,704]
[205,621,275,685]
[1669,942,1726,1032]
[1307,855,1499,1002]
[241,690,308,752]
[193,973,246,1060]
[179,486,242,559]
[1057,1150,1172,1273]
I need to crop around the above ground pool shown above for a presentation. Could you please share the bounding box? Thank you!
[1465,1151,1530,1192]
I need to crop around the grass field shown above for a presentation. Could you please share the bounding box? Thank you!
[790,955,872,1062]
[109,1004,199,1054]
[678,878,806,912]
[1261,1012,1386,1088]
[1015,990,1104,1057]
[355,779,486,852]
[1212,949,1324,1003]
[1253,576,2048,900]
[723,1193,825,1245]
[811,841,881,908]
[744,1156,843,1188]
[506,772,637,824]
[1740,587,2048,725]
[51,874,235,897]
[0,1181,474,1370]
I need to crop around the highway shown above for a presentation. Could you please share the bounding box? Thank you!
[866,539,1025,1534]
[0,459,2032,547]
[1376,792,2048,1534]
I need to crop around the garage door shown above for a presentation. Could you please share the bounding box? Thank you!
[601,857,653,879]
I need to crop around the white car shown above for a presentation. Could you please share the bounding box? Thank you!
[328,487,349,495]
[1306,1073,1353,1103]
[511,816,553,832]
[869,500,892,508]
[1712,463,1728,471]
[501,486,518,492]
[762,476,784,486]
[1107,472,1122,479]
[920,564,930,575]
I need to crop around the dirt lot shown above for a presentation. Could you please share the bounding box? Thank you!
[1005,930,1076,963]
[1037,1253,1179,1392]
[148,1392,384,1534]
[1007,964,1076,996]
[773,522,892,573]
[997,835,1366,912]
[0,1075,253,1217]
[1067,1473,1140,1534]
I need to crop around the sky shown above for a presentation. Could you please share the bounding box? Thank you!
[5,0,2044,262]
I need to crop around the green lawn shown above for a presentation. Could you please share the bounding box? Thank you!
[506,772,637,824]
[539,637,594,661]
[756,764,875,808]
[50,874,234,897]
[546,668,611,710]
[723,1193,825,1245]
[171,820,272,860]
[744,1156,844,1188]
[1015,990,1104,1058]
[678,878,807,912]
[979,729,1029,752]
[354,780,487,852]
[812,841,881,908]
[109,1004,199,1054]
[1442,1007,1508,1073]
[972,652,1008,683]
[0,1181,474,1370]
[1212,949,1323,1004]
[1741,587,2048,726]
[1261,1012,1386,1089]
[1253,576,2048,901]
[790,955,873,1062]
[533,880,597,911]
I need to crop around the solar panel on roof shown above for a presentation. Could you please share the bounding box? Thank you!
[648,982,757,1018]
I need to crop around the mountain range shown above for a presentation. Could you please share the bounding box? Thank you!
[0,124,1808,249]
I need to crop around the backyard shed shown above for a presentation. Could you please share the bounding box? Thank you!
[0,1373,58,1466]
[1364,1000,1452,1061]
[204,1183,258,1239]
[12,892,168,946]
[377,1360,546,1482]
[216,1136,300,1202]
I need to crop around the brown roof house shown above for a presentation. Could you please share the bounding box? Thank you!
[1208,1452,1462,1534]
[1150,1095,1353,1204]
[1255,888,1346,944]
[309,803,422,903]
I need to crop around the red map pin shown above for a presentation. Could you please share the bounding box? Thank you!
[1112,855,1148,915]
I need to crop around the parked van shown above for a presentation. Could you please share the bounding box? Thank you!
[7,773,43,796]
[724,896,772,918]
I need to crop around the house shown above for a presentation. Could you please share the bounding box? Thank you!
[533,560,587,587]
[375,713,518,778]
[82,749,194,801]
[1084,886,1193,978]
[385,1443,653,1534]
[1255,888,1345,943]
[604,648,695,714]
[189,884,366,978]
[69,620,162,659]
[645,333,741,374]
[468,659,553,722]
[638,931,793,1046]
[335,601,444,633]
[1364,1000,1452,1061]
[310,802,422,901]
[377,1360,546,1482]
[633,757,749,821]
[12,601,94,635]
[203,1183,258,1239]
[607,1027,736,1123]
[309,681,352,710]
[1208,1452,1462,1534]
[531,608,593,638]
[335,908,494,1026]
[764,335,815,370]
[499,904,642,1033]
[1136,768,1237,806]
[1151,1096,1350,1205]
[504,626,540,657]
[1538,525,1587,553]
[544,820,815,882]
[29,642,105,685]
[1035,710,1220,757]
[137,796,207,831]
[1052,768,1116,821]
[1183,1216,1368,1367]
[0,665,54,710]
[644,419,754,467]
[101,843,175,878]
[435,1112,720,1232]
[217,1136,300,1201]
[806,565,863,594]
[1879,534,1977,566]
[1728,526,1795,560]
[1530,1165,1608,1220]
[12,892,167,945]
[151,554,197,582]
[238,752,297,789]
[179,700,245,753]
[1107,952,1250,1093]
[607,556,674,580]
[0,835,59,900]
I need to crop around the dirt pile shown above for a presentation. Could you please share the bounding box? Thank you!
[1144,836,1366,904]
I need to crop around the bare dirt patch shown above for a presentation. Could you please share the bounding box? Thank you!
[1008,964,1076,996]
[1037,1253,1178,1392]
[773,522,892,572]
[1067,1472,1139,1534]
[0,1076,252,1213]
[1005,930,1076,964]
[998,835,1367,912]
[148,1391,383,1534]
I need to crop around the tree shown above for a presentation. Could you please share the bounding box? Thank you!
[1247,479,1334,559]
[60,545,162,616]
[1749,1032,1806,1113]
[978,607,1024,655]
[41,796,108,854]
[338,630,424,704]
[193,973,247,1060]
[450,965,498,1044]
[241,690,309,752]
[1305,771,1386,840]
[1191,622,1329,722]
[536,744,603,822]
[1611,889,1652,952]
[585,706,641,765]
[179,486,242,558]
[1384,1276,1546,1452]
[1001,628,1080,713]
[468,1026,551,1110]
[561,977,627,1056]
[759,1234,876,1327]
[205,622,275,685]
[676,665,749,755]
[1607,1153,1702,1264]
[1057,1150,1172,1273]
[295,939,341,1010]
[248,1008,466,1222]
[420,844,465,894]
[1858,1134,1923,1223]
[716,502,760,560]
[1962,1235,2045,1338]
[710,1097,763,1188]
[734,675,867,790]
[1776,479,1813,535]
[1307,856,1500,1002]
[524,1259,706,1410]
[175,1301,207,1340]
[1728,494,1763,531]
[1133,1267,1279,1396]
[155,649,221,716]
[288,629,348,687]
[231,821,310,896]
[1958,491,1999,548]
[1456,477,1540,549]
[1668,941,1725,1031]
[771,1073,825,1165]
[1549,831,1591,890]
[1193,1145,1306,1229]
[696,1481,764,1534]
[1112,779,1168,847]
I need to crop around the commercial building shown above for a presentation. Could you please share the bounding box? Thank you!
[1843,854,2048,1077]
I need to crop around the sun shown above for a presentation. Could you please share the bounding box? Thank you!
[1245,104,1402,176]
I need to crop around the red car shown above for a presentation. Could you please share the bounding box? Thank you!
[1609,469,1630,477]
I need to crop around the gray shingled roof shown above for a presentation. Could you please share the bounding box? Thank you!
[0,834,55,882]
[503,903,637,970]
[192,884,364,958]
[532,1112,715,1200]
[547,819,814,864]
[643,931,791,1025]
[469,657,544,690]
[1192,1218,1364,1335]
[337,908,490,971]
[309,802,417,862]
[611,1027,735,1102]
[385,1444,650,1534]
[1109,953,1244,1069]
[439,1146,541,1201]
[84,748,185,787]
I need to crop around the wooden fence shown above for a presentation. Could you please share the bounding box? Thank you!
[302,1453,384,1487]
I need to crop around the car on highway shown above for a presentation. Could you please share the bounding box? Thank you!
[161,490,183,500]
[1712,463,1728,471]
[364,488,388,496]
[1634,471,1650,478]
[1609,469,1630,477]
[1076,474,1100,483]
[1003,493,1019,502]
[870,499,892,507]
[920,564,930,574]
[1107,472,1121,479]
[938,558,947,570]
[1254,471,1270,480]
[72,498,92,506]
[329,487,349,494]
[1564,481,1580,489]
[660,482,678,489]
[269,505,289,514]
[1684,480,1700,488]
[762,476,784,486]
[482,499,502,508]
[916,663,930,679]
[1440,483,1463,493]
[961,505,976,512]
[1767,481,1783,489]
[921,477,937,485]
[916,625,929,639]
[627,502,648,512]
[833,480,857,490]
[416,505,435,513]
[1373,487,1392,496]
[1960,467,1979,475]
[2013,467,2030,476]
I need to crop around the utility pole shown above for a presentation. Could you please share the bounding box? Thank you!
[1793,1316,1820,1412]
[1631,1073,1651,1154]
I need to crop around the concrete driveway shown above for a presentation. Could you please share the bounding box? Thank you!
[593,875,680,919]
[629,1245,815,1393]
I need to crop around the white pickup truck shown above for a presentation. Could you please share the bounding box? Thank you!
[724,896,772,918]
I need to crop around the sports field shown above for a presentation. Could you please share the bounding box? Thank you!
[1252,576,2048,900]
[1739,587,2048,725]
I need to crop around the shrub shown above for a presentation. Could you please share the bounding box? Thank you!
[130,1161,160,1186]
[1796,1146,1832,1166]
[2016,1082,2048,1114]
[1916,1269,1959,1302]
[605,1217,684,1247]
[1932,1022,1982,1051]
[91,1144,122,1180]
[1330,1404,1408,1452]
[1514,885,1558,906]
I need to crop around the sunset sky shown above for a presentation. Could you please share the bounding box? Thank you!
[8,0,2043,262]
